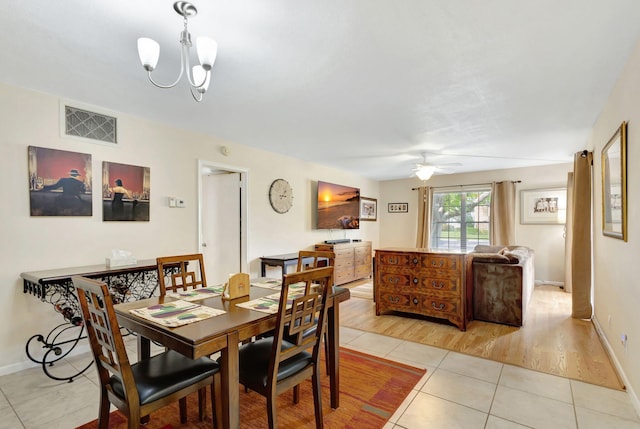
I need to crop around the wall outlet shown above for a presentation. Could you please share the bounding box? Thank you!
[621,333,628,351]
[176,199,186,208]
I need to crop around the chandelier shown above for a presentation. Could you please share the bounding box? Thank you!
[137,2,217,102]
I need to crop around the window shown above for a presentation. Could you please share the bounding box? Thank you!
[430,188,491,252]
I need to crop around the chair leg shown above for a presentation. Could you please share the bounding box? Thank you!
[212,376,222,429]
[128,407,141,429]
[97,388,110,429]
[312,367,324,428]
[293,384,300,404]
[179,396,188,423]
[198,388,206,421]
[324,333,330,375]
[267,395,278,429]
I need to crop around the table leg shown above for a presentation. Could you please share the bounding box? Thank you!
[327,301,340,409]
[261,262,267,277]
[221,331,240,428]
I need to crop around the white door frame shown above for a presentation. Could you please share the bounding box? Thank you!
[197,159,249,274]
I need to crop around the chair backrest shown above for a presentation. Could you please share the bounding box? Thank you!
[72,276,138,405]
[296,250,335,272]
[271,266,334,378]
[157,254,207,296]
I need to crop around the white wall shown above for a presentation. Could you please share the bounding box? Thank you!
[589,39,640,409]
[0,83,379,372]
[379,163,572,283]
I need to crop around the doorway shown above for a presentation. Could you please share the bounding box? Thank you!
[198,160,248,285]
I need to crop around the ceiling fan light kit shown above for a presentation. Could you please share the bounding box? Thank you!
[137,2,217,102]
[415,165,436,181]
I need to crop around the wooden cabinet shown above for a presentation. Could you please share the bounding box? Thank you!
[315,241,372,285]
[375,248,466,331]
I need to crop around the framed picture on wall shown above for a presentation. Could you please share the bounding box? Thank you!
[102,161,150,221]
[28,146,92,216]
[520,188,567,224]
[388,202,408,213]
[360,197,377,221]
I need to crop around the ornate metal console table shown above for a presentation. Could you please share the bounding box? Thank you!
[21,260,168,382]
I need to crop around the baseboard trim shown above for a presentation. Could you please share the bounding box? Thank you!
[592,316,640,416]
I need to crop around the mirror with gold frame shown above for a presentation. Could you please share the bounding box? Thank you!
[601,121,627,241]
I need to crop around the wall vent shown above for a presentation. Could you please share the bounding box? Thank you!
[64,105,117,144]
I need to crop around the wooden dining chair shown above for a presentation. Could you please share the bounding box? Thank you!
[73,276,220,429]
[291,250,335,373]
[237,266,334,429]
[296,250,335,271]
[157,253,208,296]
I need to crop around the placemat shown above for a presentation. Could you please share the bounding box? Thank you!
[130,300,226,327]
[236,284,308,314]
[165,285,225,301]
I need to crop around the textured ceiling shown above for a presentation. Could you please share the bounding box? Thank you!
[2,0,640,180]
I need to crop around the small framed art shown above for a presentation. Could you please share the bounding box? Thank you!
[388,203,408,213]
[360,197,377,221]
[520,188,566,224]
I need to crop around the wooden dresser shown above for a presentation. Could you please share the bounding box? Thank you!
[375,248,466,331]
[315,241,372,285]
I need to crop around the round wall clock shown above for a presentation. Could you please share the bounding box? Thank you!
[269,178,293,214]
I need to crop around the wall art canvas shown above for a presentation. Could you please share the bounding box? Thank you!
[28,146,92,216]
[102,161,150,221]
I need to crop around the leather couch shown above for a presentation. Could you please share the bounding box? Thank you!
[466,245,535,327]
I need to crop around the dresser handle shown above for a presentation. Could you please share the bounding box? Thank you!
[431,302,445,311]
[389,276,399,284]
[389,257,398,264]
[412,258,419,264]
[389,296,400,304]
[413,278,419,284]
[431,280,445,289]
[413,298,419,305]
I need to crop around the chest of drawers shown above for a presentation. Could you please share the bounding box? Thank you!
[375,248,466,331]
[315,241,372,285]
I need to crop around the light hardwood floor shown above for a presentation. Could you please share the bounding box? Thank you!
[340,281,624,391]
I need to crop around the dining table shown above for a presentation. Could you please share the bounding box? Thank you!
[114,282,350,429]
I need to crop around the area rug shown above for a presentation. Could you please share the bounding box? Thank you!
[76,348,425,429]
[349,282,373,299]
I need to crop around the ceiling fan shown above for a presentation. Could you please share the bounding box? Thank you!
[412,153,461,181]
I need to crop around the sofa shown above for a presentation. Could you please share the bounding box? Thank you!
[465,245,535,327]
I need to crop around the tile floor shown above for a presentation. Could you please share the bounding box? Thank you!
[1,327,639,429]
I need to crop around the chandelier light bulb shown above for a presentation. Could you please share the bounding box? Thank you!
[137,38,160,71]
[197,37,218,70]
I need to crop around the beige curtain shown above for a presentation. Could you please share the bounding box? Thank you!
[490,181,516,245]
[563,172,574,293]
[570,151,593,319]
[416,186,432,248]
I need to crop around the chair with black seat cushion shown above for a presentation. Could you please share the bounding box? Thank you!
[156,253,208,296]
[72,276,220,429]
[296,250,335,271]
[289,250,335,374]
[237,266,333,429]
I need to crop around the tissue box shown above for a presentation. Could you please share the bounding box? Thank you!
[106,257,137,268]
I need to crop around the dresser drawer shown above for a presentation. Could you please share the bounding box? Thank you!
[355,264,371,279]
[420,254,461,270]
[417,276,460,294]
[419,294,460,318]
[378,291,417,312]
[376,252,418,267]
